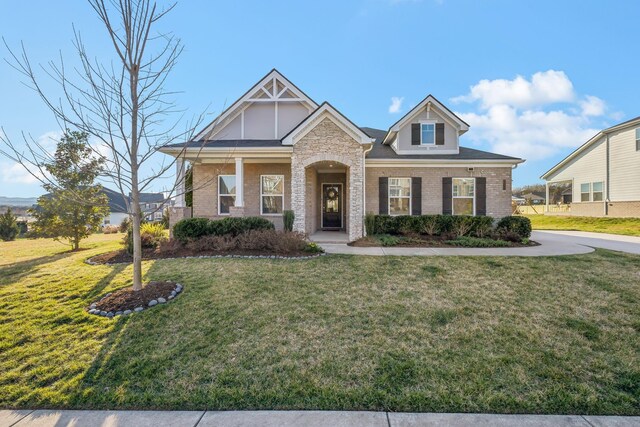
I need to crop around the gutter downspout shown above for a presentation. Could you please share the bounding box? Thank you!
[362,142,374,237]
[605,134,610,216]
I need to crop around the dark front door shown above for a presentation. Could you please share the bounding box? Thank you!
[322,184,342,229]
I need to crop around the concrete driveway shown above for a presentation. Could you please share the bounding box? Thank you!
[320,230,640,257]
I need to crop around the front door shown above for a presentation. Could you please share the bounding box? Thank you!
[322,183,342,229]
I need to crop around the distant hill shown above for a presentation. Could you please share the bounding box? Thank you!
[0,196,38,207]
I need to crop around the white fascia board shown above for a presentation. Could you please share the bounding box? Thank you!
[394,148,460,155]
[194,69,319,141]
[160,146,292,160]
[365,159,523,168]
[282,104,375,146]
[391,96,469,134]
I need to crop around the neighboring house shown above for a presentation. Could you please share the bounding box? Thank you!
[520,192,546,205]
[102,187,129,227]
[161,69,524,241]
[541,116,640,217]
[138,192,172,222]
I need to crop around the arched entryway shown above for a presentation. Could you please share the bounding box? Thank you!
[291,154,363,242]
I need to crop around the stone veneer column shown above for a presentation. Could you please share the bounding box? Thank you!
[291,161,306,234]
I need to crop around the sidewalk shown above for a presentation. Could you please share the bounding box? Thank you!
[320,230,640,257]
[2,410,639,427]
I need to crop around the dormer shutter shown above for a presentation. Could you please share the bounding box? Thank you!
[435,123,445,145]
[411,124,421,145]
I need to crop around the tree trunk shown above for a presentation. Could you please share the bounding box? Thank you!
[130,183,143,291]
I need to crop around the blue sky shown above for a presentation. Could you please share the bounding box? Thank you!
[1,0,638,197]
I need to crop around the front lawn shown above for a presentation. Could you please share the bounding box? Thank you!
[524,214,640,237]
[1,234,639,414]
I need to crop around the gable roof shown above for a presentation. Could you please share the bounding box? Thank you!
[193,69,319,141]
[363,127,522,162]
[541,115,640,180]
[382,94,470,145]
[281,102,375,146]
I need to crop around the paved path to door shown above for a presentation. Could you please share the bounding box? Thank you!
[319,230,640,256]
[2,410,639,427]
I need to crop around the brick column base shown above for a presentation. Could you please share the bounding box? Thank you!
[169,207,192,238]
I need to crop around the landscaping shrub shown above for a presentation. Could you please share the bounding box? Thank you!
[378,234,401,246]
[173,217,211,242]
[283,210,295,232]
[364,212,376,236]
[209,217,274,237]
[102,225,119,234]
[185,235,236,252]
[471,216,494,238]
[447,236,511,247]
[119,217,131,233]
[236,229,307,253]
[304,242,324,254]
[496,216,532,239]
[124,222,167,253]
[373,215,396,234]
[417,215,440,236]
[0,208,20,242]
[446,215,476,238]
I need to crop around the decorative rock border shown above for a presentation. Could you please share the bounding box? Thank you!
[85,252,326,266]
[87,283,184,318]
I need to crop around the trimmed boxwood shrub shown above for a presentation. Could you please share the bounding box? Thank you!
[173,218,210,242]
[373,214,493,238]
[496,216,532,239]
[173,216,275,242]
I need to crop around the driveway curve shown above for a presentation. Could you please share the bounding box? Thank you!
[320,230,640,257]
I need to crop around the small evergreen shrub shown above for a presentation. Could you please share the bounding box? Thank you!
[417,215,440,236]
[364,212,376,236]
[283,210,295,232]
[124,222,167,253]
[378,234,401,246]
[0,208,20,242]
[471,216,494,238]
[496,216,532,239]
[173,217,210,242]
[447,236,511,248]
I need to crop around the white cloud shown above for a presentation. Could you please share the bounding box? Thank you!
[452,70,575,109]
[452,70,611,161]
[1,162,42,184]
[388,96,404,114]
[579,95,606,117]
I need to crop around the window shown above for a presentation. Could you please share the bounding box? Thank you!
[389,177,411,215]
[592,181,604,201]
[421,123,435,145]
[261,175,284,215]
[636,128,640,151]
[580,183,591,202]
[218,175,236,215]
[452,178,475,215]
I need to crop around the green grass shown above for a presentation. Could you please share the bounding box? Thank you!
[524,214,640,237]
[1,234,639,414]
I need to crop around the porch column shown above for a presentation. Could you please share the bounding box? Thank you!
[235,157,244,207]
[545,182,550,214]
[175,157,185,208]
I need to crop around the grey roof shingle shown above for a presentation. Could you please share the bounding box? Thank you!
[360,127,522,161]
[166,139,283,148]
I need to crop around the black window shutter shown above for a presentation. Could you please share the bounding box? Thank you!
[411,123,421,145]
[442,177,452,215]
[476,177,487,216]
[435,123,445,145]
[411,177,422,216]
[379,177,388,215]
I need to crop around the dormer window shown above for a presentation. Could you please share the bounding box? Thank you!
[421,123,435,145]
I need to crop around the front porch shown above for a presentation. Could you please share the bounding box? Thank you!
[309,230,350,244]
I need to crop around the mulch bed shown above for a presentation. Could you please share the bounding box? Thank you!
[89,281,180,314]
[350,235,538,248]
[88,247,319,265]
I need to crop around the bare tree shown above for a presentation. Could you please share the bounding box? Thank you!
[0,0,211,291]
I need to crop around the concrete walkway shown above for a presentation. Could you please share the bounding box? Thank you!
[2,410,639,427]
[320,230,640,257]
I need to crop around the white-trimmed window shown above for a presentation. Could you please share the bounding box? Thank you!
[218,175,236,215]
[580,183,591,202]
[452,178,475,215]
[592,181,604,201]
[261,175,284,215]
[389,178,411,215]
[636,128,640,151]
[421,123,435,145]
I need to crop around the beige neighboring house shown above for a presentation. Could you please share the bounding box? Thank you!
[541,116,640,217]
[161,69,524,241]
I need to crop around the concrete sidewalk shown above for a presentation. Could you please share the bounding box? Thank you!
[320,230,640,257]
[2,410,639,427]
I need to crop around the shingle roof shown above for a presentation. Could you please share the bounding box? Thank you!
[138,193,165,203]
[165,139,283,148]
[361,127,522,161]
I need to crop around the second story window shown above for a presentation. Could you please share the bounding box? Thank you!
[421,123,435,145]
